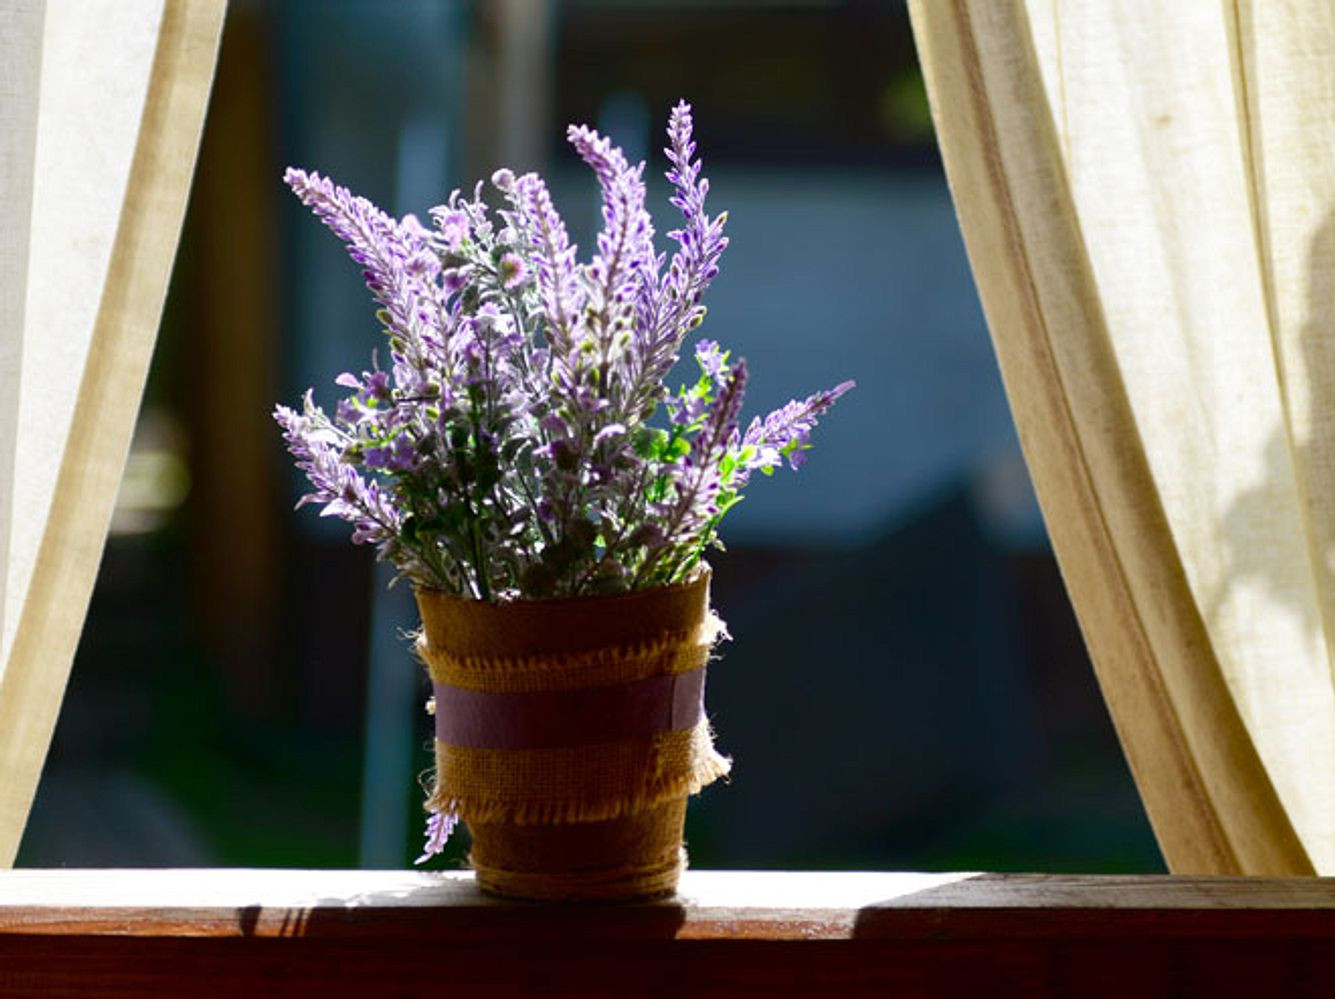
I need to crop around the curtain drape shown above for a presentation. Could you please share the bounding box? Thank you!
[0,0,225,866]
[909,0,1335,873]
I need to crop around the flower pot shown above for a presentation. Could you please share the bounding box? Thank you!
[415,570,729,901]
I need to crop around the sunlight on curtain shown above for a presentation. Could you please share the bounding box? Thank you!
[0,0,226,867]
[0,1,44,686]
[5,1,165,668]
[910,0,1334,873]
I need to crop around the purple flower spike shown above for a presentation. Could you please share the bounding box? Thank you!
[739,379,856,481]
[618,102,731,422]
[515,172,583,354]
[662,102,728,330]
[415,808,458,864]
[567,123,656,366]
[284,169,446,366]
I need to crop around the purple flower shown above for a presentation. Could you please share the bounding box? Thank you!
[499,251,528,290]
[515,172,583,354]
[432,208,469,251]
[284,170,446,368]
[442,266,470,294]
[695,339,727,380]
[275,394,404,551]
[738,379,856,479]
[415,808,458,863]
[667,393,707,428]
[567,124,656,363]
[664,102,728,311]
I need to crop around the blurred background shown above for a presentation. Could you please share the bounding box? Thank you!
[18,0,1162,872]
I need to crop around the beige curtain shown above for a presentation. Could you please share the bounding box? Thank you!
[909,0,1335,874]
[0,0,226,866]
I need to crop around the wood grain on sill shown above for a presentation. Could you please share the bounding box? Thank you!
[3,870,1334,996]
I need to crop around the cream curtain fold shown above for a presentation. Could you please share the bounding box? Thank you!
[0,0,226,867]
[910,0,1335,873]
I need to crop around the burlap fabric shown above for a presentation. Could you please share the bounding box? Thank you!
[415,570,729,900]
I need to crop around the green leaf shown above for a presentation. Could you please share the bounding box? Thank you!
[634,426,668,460]
[440,501,470,534]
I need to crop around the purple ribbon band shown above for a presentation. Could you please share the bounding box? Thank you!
[433,668,707,750]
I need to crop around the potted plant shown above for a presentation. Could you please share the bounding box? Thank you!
[275,102,851,900]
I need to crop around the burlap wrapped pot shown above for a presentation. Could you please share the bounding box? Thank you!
[415,569,730,901]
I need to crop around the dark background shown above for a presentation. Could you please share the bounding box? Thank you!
[19,0,1161,873]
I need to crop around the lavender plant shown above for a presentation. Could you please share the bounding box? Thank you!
[276,102,852,601]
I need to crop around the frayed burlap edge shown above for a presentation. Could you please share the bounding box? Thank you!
[426,718,731,826]
[416,613,726,694]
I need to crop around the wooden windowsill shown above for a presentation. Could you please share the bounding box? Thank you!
[3,869,1335,994]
